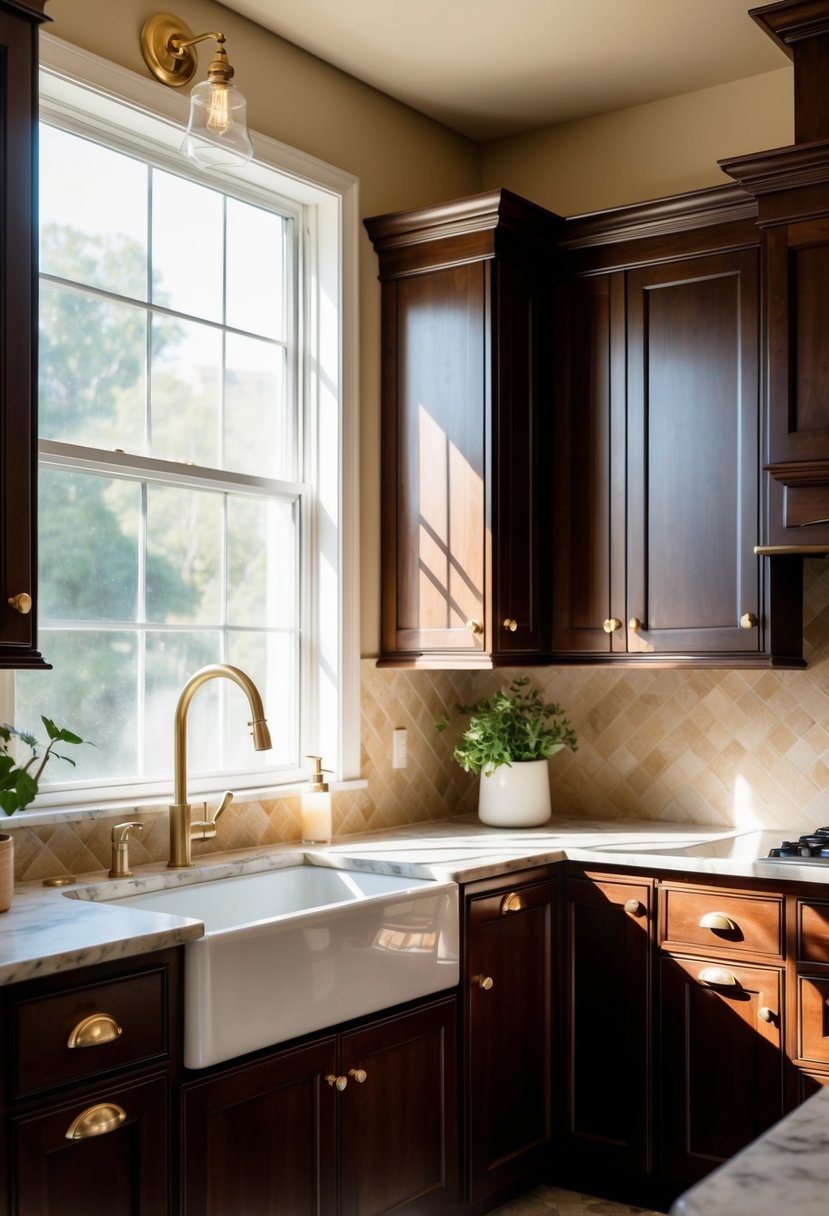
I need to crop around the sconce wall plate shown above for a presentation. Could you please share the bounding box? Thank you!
[141,13,198,88]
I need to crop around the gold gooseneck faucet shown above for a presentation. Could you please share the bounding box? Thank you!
[168,664,272,868]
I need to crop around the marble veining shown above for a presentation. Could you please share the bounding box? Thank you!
[671,1088,829,1216]
[4,815,829,987]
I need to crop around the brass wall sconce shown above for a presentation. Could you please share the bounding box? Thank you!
[140,12,253,168]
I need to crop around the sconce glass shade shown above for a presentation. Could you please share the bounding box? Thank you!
[180,78,253,168]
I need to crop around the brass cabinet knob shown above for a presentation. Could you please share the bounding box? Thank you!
[740,612,758,629]
[65,1102,127,1140]
[500,892,526,915]
[466,619,483,636]
[758,1006,775,1024]
[698,966,738,987]
[628,617,642,632]
[325,1074,348,1091]
[67,1012,123,1050]
[474,975,494,990]
[348,1068,367,1084]
[602,618,622,633]
[502,618,518,632]
[624,898,645,917]
[7,592,32,615]
[699,911,738,932]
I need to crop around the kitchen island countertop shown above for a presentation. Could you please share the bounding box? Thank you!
[671,1086,829,1216]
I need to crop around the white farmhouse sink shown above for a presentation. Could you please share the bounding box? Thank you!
[99,864,459,1068]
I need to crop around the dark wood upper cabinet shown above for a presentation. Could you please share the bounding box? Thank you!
[552,200,804,665]
[0,0,49,668]
[722,0,829,553]
[365,190,562,668]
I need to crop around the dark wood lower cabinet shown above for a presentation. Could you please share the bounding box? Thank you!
[464,874,555,1208]
[658,955,785,1184]
[11,1073,169,1216]
[562,875,652,1182]
[181,1037,339,1215]
[180,997,458,1216]
[339,1000,458,1216]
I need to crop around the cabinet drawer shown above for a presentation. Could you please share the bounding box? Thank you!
[798,975,829,1065]
[11,965,169,1099]
[798,901,829,964]
[12,1072,169,1216]
[660,885,783,960]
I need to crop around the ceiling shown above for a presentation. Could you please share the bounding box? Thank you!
[217,0,789,142]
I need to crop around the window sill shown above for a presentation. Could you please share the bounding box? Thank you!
[0,779,368,829]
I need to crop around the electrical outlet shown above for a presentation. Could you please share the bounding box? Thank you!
[392,727,407,769]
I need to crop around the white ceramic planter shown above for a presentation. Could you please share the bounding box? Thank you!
[478,758,552,827]
[0,832,13,912]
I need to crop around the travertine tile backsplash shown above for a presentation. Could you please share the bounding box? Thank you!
[9,561,829,881]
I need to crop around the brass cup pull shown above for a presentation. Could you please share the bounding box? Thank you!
[65,1102,127,1140]
[348,1068,367,1084]
[502,618,518,632]
[8,592,32,615]
[474,974,494,990]
[698,966,738,987]
[624,898,645,917]
[628,617,642,632]
[466,619,483,636]
[325,1073,348,1091]
[758,1006,776,1024]
[699,911,738,932]
[603,617,622,633]
[67,1012,124,1050]
[740,612,758,629]
[501,892,526,915]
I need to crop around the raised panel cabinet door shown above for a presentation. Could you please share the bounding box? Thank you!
[551,271,626,654]
[338,998,458,1216]
[562,877,652,1179]
[382,264,487,657]
[492,258,545,656]
[0,6,47,666]
[658,955,784,1184]
[626,249,761,655]
[465,878,555,1205]
[12,1073,169,1216]
[180,1037,338,1216]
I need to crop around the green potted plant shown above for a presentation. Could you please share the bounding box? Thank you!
[0,717,88,913]
[436,677,577,826]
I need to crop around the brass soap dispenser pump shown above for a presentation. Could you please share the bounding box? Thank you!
[301,754,332,845]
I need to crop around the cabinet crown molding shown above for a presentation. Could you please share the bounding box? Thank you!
[364,187,562,255]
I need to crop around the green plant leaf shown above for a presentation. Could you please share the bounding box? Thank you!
[41,715,59,740]
[436,677,577,776]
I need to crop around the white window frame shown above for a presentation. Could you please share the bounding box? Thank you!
[4,34,360,813]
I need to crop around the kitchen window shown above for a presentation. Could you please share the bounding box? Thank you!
[8,39,359,810]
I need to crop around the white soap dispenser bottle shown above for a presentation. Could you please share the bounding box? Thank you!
[301,754,332,845]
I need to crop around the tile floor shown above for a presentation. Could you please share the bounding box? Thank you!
[491,1185,666,1215]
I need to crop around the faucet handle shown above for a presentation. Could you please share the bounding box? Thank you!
[191,791,234,841]
[213,791,234,822]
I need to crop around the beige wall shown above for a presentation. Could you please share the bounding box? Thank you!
[480,67,794,217]
[44,2,798,657]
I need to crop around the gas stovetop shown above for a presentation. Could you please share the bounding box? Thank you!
[766,829,829,861]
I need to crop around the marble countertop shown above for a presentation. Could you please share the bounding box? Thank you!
[1,813,828,986]
[671,1087,829,1216]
